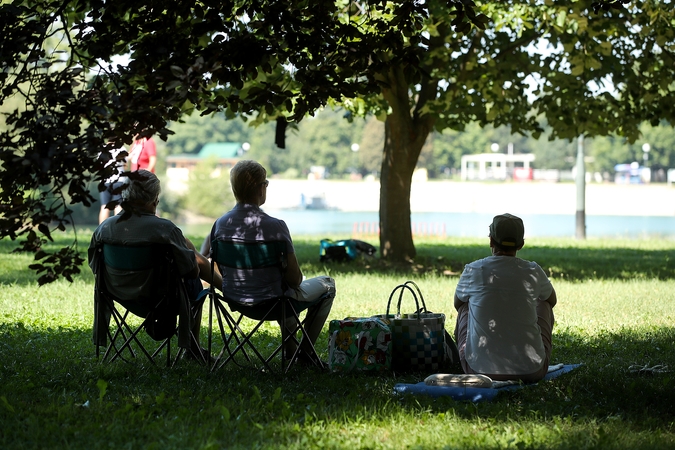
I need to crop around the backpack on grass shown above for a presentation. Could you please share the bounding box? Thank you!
[319,239,376,262]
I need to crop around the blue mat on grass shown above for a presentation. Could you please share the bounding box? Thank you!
[393,364,582,403]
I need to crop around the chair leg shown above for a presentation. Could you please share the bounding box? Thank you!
[208,297,323,375]
[281,301,324,372]
[98,291,188,367]
[112,322,157,365]
[215,313,275,373]
[101,308,125,362]
[212,298,242,369]
[210,293,238,369]
[211,296,264,371]
[208,289,214,363]
[102,304,160,366]
[279,302,305,373]
[299,321,325,370]
[281,301,286,371]
[103,309,138,363]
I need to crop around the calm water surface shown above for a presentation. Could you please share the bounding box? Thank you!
[181,210,675,240]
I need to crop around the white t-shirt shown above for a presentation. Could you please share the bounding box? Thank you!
[455,255,553,375]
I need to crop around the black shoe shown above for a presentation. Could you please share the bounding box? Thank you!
[295,350,327,369]
[183,347,215,364]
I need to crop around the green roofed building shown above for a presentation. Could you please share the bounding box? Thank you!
[166,142,248,170]
[165,142,249,193]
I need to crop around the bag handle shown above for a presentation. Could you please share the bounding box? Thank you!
[328,330,337,371]
[385,284,421,320]
[349,331,367,371]
[403,280,428,314]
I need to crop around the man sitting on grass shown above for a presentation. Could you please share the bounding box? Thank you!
[454,213,557,382]
[88,170,222,361]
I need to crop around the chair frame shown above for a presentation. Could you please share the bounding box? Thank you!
[93,243,200,367]
[207,239,324,374]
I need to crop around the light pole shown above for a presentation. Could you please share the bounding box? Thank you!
[350,143,360,175]
[642,143,650,164]
[238,142,250,156]
[642,143,651,183]
[490,143,499,152]
[575,135,586,239]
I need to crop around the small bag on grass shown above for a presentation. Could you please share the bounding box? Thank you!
[327,317,392,372]
[319,239,376,262]
[375,281,446,372]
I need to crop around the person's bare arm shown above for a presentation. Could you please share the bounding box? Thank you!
[147,155,157,172]
[184,237,221,288]
[181,237,201,279]
[454,293,464,311]
[544,287,557,307]
[283,252,303,288]
[194,250,222,289]
[185,261,200,280]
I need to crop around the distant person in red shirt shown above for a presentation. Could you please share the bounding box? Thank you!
[128,135,157,173]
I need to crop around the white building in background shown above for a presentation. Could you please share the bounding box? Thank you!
[460,153,536,181]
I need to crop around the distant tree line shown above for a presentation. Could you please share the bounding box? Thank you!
[161,110,675,181]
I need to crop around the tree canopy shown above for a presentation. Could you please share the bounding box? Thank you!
[1,0,674,281]
[333,0,675,261]
[0,0,483,283]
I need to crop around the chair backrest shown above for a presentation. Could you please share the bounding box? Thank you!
[99,243,176,308]
[98,242,181,340]
[210,239,287,271]
[102,243,161,271]
[209,239,290,319]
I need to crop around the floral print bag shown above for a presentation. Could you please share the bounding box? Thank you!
[327,317,392,372]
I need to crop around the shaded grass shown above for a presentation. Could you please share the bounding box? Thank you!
[297,235,675,282]
[2,231,674,284]
[1,232,675,448]
[2,322,675,449]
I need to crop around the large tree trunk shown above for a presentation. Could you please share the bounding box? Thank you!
[378,67,435,262]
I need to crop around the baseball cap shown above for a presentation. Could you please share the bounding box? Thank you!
[489,213,524,248]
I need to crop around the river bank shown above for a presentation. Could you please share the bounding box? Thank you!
[263,179,675,217]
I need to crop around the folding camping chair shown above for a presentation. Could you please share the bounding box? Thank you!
[92,242,202,366]
[208,239,325,374]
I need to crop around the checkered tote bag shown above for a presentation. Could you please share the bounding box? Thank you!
[377,281,446,372]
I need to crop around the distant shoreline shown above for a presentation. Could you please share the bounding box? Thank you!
[263,180,675,217]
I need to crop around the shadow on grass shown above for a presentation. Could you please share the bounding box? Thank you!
[1,322,675,448]
[2,234,674,287]
[295,239,675,282]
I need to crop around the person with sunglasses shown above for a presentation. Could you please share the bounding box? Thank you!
[210,160,336,365]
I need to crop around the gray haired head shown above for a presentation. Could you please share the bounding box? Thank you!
[122,170,161,205]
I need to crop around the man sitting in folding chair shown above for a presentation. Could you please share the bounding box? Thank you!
[88,170,222,363]
[210,160,336,369]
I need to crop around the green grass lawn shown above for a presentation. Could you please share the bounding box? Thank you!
[1,231,675,449]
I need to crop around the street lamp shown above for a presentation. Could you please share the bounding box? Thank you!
[642,143,650,164]
[490,143,499,153]
[350,143,360,175]
[238,142,250,156]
